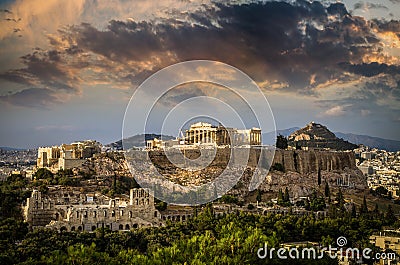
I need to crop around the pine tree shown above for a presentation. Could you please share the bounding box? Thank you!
[351,204,357,218]
[318,168,321,186]
[276,134,288,149]
[360,195,368,215]
[385,205,397,225]
[373,203,379,216]
[336,188,344,208]
[284,187,290,202]
[278,189,284,204]
[324,182,330,197]
[256,189,262,203]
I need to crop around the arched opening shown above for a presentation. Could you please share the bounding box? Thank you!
[154,211,157,218]
[71,226,75,231]
[91,226,96,231]
[119,224,123,230]
[93,211,97,217]
[111,210,115,217]
[125,224,130,230]
[133,223,138,229]
[182,215,186,221]
[55,213,59,220]
[60,226,67,232]
[78,226,82,231]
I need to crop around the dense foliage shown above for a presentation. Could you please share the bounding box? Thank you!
[0,174,398,264]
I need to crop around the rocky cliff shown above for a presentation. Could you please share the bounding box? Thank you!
[272,149,357,174]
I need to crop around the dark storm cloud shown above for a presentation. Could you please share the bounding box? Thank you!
[1,0,399,107]
[61,1,381,94]
[340,62,400,77]
[374,19,400,34]
[0,48,78,91]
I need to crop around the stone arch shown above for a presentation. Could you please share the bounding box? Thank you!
[60,226,67,232]
[133,223,138,229]
[78,226,82,231]
[119,224,123,230]
[125,224,130,230]
[71,226,75,231]
[91,226,96,231]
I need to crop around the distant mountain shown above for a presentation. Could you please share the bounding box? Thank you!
[107,134,175,150]
[0,146,24,151]
[334,132,400,152]
[287,122,358,150]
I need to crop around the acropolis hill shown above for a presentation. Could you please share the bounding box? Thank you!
[140,122,366,198]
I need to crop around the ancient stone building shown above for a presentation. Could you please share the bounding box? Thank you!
[37,140,101,170]
[185,122,262,146]
[23,188,163,231]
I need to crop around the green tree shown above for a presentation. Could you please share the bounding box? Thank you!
[34,168,54,180]
[256,189,262,203]
[375,186,388,197]
[284,187,290,202]
[385,205,397,225]
[351,204,357,218]
[276,134,288,149]
[317,168,322,186]
[277,189,284,205]
[373,203,380,217]
[360,195,368,215]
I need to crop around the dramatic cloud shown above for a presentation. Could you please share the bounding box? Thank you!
[0,0,399,110]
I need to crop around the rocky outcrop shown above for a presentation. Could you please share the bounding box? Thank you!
[288,122,358,150]
[272,149,357,174]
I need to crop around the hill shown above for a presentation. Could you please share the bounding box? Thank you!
[287,122,357,150]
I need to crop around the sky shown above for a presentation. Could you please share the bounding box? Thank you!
[0,0,399,149]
